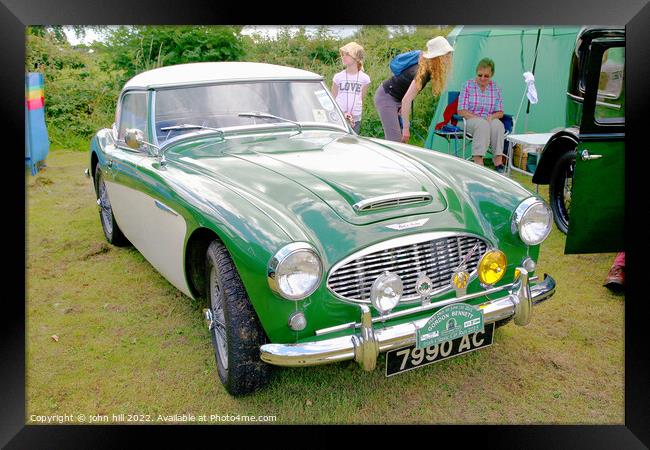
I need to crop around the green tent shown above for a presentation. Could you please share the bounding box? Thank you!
[424,26,581,153]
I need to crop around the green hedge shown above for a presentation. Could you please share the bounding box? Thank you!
[26,26,452,150]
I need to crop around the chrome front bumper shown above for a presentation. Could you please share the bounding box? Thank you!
[260,268,555,371]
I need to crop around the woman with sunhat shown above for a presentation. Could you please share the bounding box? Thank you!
[374,36,454,143]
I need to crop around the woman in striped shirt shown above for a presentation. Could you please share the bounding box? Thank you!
[458,58,506,172]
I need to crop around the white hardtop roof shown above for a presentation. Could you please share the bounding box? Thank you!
[123,62,323,90]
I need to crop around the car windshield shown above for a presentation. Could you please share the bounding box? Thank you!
[154,81,346,143]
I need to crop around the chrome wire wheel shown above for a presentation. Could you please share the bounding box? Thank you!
[549,151,576,235]
[560,159,573,214]
[97,174,114,236]
[209,265,228,370]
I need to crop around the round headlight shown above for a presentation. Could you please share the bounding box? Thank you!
[513,198,553,245]
[268,243,322,301]
[370,271,403,314]
[478,249,507,286]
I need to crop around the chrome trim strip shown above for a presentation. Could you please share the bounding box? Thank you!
[154,200,178,216]
[326,232,493,305]
[260,271,556,368]
[595,100,622,110]
[353,192,433,212]
[317,275,540,336]
[568,91,622,109]
[567,92,584,103]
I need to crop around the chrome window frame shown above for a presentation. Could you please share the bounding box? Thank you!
[115,90,149,147]
[150,80,350,148]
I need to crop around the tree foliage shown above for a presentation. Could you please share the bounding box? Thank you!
[26,29,123,150]
[100,26,244,80]
[26,25,452,150]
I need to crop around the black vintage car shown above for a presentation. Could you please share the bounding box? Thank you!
[532,26,624,254]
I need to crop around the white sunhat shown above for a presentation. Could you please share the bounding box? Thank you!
[422,36,454,59]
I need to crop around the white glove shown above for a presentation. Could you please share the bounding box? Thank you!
[523,71,538,104]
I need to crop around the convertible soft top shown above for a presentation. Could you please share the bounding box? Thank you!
[123,61,323,90]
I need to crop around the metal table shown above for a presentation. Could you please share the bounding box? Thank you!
[506,133,554,177]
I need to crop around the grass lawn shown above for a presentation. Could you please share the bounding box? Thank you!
[26,149,624,425]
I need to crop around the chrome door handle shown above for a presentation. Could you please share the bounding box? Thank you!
[107,159,113,168]
[581,150,602,161]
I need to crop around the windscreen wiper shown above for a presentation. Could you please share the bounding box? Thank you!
[159,124,225,139]
[237,112,302,133]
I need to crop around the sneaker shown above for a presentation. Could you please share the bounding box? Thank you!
[495,165,506,174]
[603,265,625,292]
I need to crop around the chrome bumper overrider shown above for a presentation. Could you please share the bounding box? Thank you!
[260,268,555,371]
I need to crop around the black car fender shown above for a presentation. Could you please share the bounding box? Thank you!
[531,131,579,185]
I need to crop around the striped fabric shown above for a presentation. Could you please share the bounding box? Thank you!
[26,77,45,110]
[26,73,49,175]
[458,79,503,119]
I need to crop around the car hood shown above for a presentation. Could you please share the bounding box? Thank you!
[171,130,447,226]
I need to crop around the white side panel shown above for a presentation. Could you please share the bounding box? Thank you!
[106,180,193,298]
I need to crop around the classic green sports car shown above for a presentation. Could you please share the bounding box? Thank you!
[88,62,556,395]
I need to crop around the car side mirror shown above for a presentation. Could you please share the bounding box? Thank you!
[125,128,145,150]
[124,128,165,165]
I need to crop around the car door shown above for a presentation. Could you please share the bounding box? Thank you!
[565,37,625,254]
[107,90,193,297]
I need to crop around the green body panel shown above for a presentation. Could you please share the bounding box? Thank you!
[566,99,582,129]
[566,137,624,253]
[91,128,541,343]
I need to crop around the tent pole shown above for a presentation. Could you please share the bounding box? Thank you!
[524,27,543,133]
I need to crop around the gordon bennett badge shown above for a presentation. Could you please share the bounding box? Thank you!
[415,303,485,349]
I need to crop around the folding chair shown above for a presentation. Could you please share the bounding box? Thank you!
[434,91,515,162]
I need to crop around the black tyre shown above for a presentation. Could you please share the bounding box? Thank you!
[548,151,576,234]
[206,240,271,396]
[94,167,130,247]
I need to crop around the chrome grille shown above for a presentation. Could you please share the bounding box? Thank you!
[327,233,489,303]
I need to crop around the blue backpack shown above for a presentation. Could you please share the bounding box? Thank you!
[390,50,421,76]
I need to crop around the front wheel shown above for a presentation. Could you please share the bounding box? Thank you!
[206,240,271,396]
[548,151,576,234]
[94,166,130,246]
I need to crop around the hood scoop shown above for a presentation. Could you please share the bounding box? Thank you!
[353,192,433,212]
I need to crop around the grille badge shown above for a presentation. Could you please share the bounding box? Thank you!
[415,272,434,305]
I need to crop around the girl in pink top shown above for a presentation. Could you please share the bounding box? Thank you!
[331,42,371,134]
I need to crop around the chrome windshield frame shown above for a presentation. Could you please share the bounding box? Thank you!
[150,80,350,147]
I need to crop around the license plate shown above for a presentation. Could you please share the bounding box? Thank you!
[385,322,494,377]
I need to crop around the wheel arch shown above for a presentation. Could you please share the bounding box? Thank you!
[185,227,223,302]
[531,132,579,185]
[91,151,99,192]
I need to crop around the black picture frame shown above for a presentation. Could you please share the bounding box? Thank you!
[6,0,649,446]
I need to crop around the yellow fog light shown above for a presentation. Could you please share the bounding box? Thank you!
[477,250,507,286]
